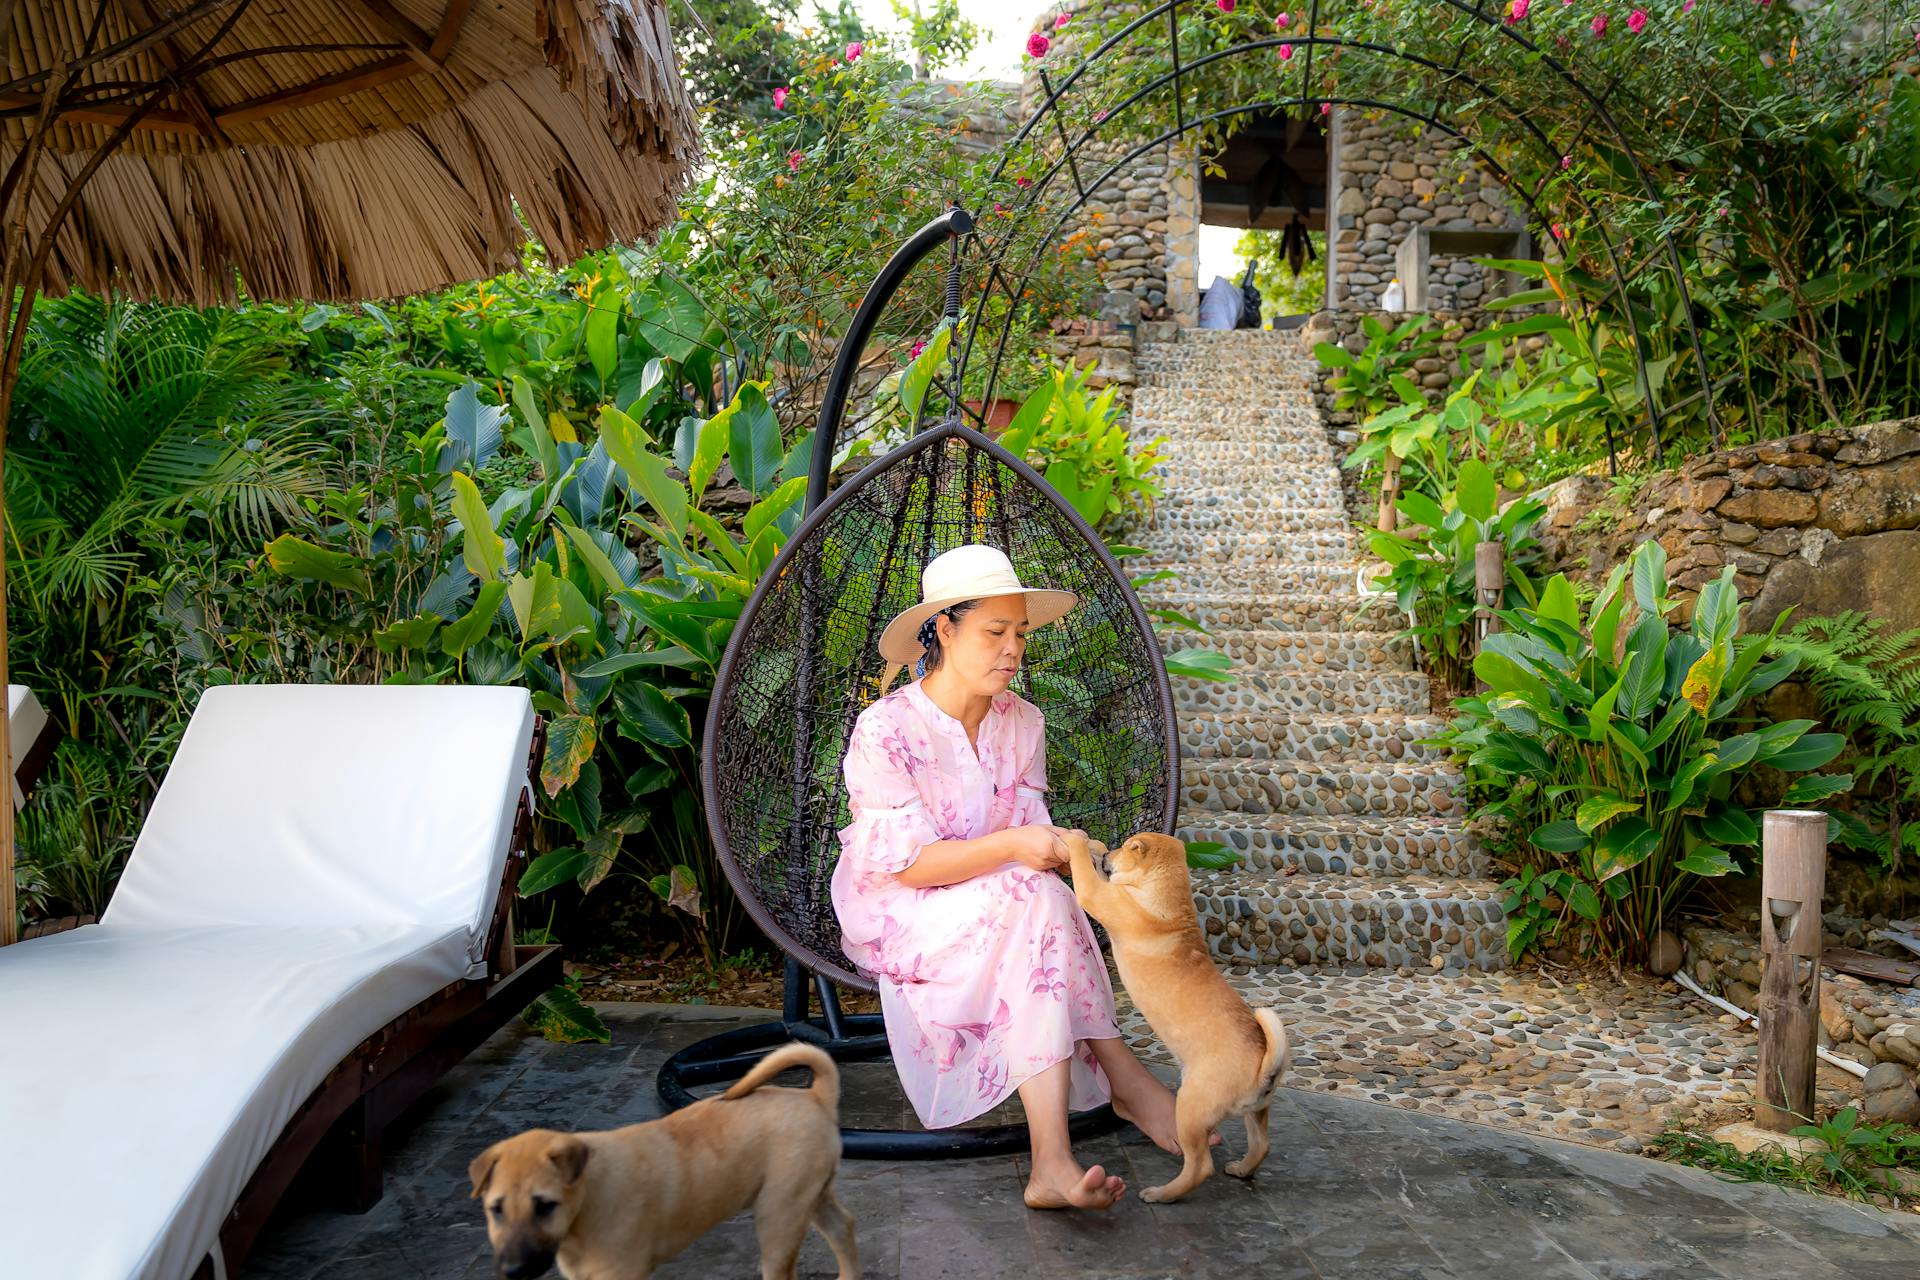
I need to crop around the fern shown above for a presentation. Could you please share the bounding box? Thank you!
[1770,612,1920,872]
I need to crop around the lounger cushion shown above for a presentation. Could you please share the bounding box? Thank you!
[9,683,48,809]
[0,923,473,1280]
[0,683,536,1279]
[105,683,535,974]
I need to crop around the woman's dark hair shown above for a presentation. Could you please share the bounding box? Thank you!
[915,598,983,675]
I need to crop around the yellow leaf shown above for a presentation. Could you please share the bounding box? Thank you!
[548,411,578,444]
[1681,648,1725,717]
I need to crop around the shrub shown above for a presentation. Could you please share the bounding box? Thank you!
[1437,540,1850,962]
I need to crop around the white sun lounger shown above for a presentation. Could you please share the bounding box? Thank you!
[8,682,55,807]
[0,683,557,1280]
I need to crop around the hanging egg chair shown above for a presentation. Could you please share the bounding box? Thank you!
[656,207,1180,1158]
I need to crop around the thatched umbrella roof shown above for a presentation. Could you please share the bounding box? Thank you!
[0,0,701,945]
[0,0,700,304]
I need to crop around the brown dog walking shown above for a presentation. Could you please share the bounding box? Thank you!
[468,1042,858,1279]
[1064,830,1291,1203]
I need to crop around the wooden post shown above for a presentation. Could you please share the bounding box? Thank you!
[1755,810,1828,1132]
[1472,540,1504,691]
[1377,451,1402,533]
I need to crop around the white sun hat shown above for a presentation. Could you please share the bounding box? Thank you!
[876,544,1078,671]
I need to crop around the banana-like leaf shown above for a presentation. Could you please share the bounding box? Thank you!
[539,713,598,798]
[1780,772,1855,805]
[451,471,507,581]
[526,982,611,1044]
[443,580,507,658]
[1590,816,1658,882]
[264,534,371,596]
[727,383,783,498]
[1575,795,1638,833]
[615,680,693,747]
[443,381,508,471]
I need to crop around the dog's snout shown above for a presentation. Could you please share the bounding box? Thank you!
[500,1247,555,1279]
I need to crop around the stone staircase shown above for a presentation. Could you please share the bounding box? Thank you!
[1125,327,1506,973]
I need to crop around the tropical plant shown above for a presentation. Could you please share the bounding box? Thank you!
[1438,540,1850,962]
[997,355,1166,532]
[1365,457,1545,694]
[1768,612,1920,875]
[1314,313,1440,422]
[12,739,146,921]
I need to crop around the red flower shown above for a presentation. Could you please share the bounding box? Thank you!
[788,150,804,172]
[1015,176,1033,188]
[1627,8,1648,33]
[1561,154,1572,170]
[1276,11,1291,28]
[909,340,926,358]
[1508,0,1530,21]
[1279,43,1294,60]
[1055,12,1071,28]
[1320,101,1331,115]
[1217,0,1236,11]
[1026,32,1051,59]
[1591,13,1609,36]
[772,86,788,110]
[846,41,863,62]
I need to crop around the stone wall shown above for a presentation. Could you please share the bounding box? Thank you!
[1328,111,1519,312]
[1535,418,1920,633]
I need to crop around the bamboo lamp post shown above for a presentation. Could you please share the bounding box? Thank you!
[0,0,701,944]
[1755,809,1829,1132]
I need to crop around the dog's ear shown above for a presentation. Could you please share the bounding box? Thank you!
[468,1145,500,1199]
[548,1136,591,1185]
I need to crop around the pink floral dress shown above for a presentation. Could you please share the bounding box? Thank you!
[830,677,1120,1129]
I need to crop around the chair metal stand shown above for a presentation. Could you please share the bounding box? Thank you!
[655,957,1124,1159]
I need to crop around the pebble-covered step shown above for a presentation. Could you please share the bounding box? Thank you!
[1130,501,1350,536]
[1134,531,1358,568]
[1141,591,1395,633]
[1129,393,1326,438]
[1193,869,1509,972]
[1161,628,1413,674]
[1170,668,1431,717]
[1135,559,1369,595]
[1181,758,1461,820]
[1175,812,1487,880]
[1178,711,1451,765]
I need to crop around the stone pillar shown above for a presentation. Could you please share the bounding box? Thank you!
[1164,144,1201,326]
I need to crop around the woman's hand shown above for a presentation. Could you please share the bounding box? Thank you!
[1004,824,1074,872]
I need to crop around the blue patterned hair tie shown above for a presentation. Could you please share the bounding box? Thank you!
[914,610,948,677]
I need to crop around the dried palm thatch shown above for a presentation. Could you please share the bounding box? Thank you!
[0,0,700,945]
[0,0,700,304]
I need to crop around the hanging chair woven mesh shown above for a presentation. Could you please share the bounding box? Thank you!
[703,420,1179,992]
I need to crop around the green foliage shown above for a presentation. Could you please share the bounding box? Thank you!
[1653,1110,1920,1207]
[1769,612,1920,874]
[1365,456,1546,694]
[12,739,146,921]
[1234,226,1326,321]
[997,356,1166,531]
[1314,314,1439,421]
[1434,541,1849,961]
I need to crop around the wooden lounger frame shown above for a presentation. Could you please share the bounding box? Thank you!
[191,718,561,1278]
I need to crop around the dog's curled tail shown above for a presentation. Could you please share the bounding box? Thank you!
[723,1042,840,1114]
[1253,1006,1292,1098]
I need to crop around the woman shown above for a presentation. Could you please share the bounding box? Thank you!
[829,543,1187,1211]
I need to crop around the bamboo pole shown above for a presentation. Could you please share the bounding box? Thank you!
[1755,810,1828,1132]
[1376,450,1402,533]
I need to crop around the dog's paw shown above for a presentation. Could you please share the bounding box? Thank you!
[1138,1183,1182,1204]
[1223,1157,1261,1179]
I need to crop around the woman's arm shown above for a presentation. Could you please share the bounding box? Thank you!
[894,827,1047,889]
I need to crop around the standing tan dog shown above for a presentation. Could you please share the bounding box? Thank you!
[1064,830,1291,1203]
[468,1042,858,1279]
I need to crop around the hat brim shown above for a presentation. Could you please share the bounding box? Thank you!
[878,588,1080,664]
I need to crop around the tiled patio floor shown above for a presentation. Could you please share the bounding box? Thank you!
[244,1004,1920,1280]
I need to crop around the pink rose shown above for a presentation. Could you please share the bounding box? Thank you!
[1509,0,1530,21]
[787,150,803,172]
[1217,0,1236,11]
[1591,13,1608,36]
[1627,8,1647,33]
[1279,42,1294,60]
[1015,176,1032,188]
[772,86,788,110]
[909,340,926,359]
[1683,0,1695,10]
[1055,12,1071,28]
[1026,32,1050,59]
[1276,11,1291,27]
[846,41,863,62]
[1320,101,1331,115]
[1561,154,1572,169]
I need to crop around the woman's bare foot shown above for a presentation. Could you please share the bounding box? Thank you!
[1110,1080,1222,1156]
[1024,1157,1126,1211]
